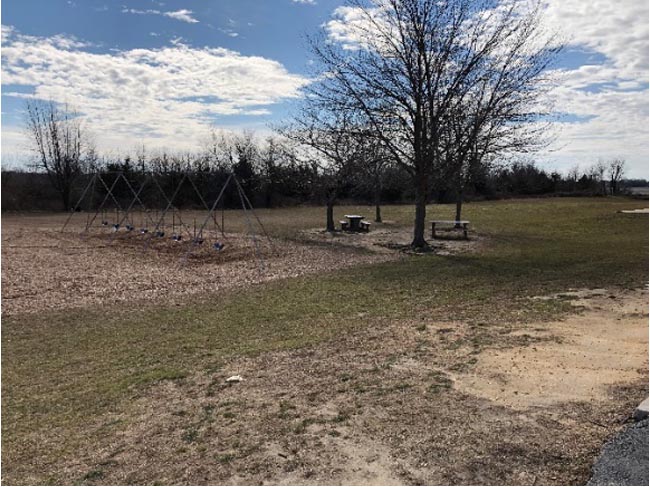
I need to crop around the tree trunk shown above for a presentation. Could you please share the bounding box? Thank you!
[374,184,382,223]
[61,185,71,211]
[454,188,463,228]
[411,171,428,248]
[326,199,335,232]
[265,183,273,208]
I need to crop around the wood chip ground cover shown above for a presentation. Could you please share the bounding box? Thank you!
[1,221,400,316]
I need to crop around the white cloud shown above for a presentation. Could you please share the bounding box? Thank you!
[218,28,239,38]
[543,0,648,80]
[1,26,310,155]
[1,24,15,42]
[325,6,378,50]
[121,8,200,24]
[539,0,649,177]
[122,8,157,15]
[163,9,199,24]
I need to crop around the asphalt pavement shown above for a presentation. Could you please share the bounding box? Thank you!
[587,418,649,486]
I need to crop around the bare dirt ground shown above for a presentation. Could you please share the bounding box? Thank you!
[300,222,483,256]
[20,287,647,485]
[455,288,649,409]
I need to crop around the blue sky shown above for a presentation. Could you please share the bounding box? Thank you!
[2,0,649,178]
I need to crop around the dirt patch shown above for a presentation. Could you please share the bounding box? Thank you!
[454,288,649,409]
[299,224,483,256]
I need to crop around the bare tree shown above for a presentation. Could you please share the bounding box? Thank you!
[305,0,560,248]
[608,158,626,195]
[25,100,96,210]
[259,136,295,208]
[567,164,581,191]
[282,110,365,232]
[441,10,560,223]
[136,144,147,174]
[353,140,393,223]
[204,130,261,201]
[589,160,608,195]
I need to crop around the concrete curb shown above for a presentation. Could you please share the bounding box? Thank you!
[634,397,648,422]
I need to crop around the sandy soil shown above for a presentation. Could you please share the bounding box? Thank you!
[14,287,646,485]
[455,288,649,409]
[299,224,483,256]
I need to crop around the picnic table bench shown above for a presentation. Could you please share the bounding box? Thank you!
[431,220,470,239]
[341,215,371,232]
[359,220,371,231]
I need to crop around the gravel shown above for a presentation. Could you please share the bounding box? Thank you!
[588,419,649,486]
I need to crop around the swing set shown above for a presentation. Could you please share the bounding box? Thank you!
[62,170,274,269]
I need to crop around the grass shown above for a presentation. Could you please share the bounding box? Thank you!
[2,197,648,482]
[429,371,454,393]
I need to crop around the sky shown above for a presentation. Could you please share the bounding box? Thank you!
[1,0,648,178]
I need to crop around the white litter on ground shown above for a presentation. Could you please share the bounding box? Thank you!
[619,208,649,214]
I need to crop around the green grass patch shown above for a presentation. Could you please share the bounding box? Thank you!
[216,453,236,464]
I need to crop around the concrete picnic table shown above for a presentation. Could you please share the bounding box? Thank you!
[344,214,365,232]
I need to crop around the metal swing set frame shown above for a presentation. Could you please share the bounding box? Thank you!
[61,170,274,269]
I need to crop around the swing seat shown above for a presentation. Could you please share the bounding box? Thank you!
[194,238,204,244]
[140,228,148,234]
[102,221,108,226]
[213,242,224,251]
[126,225,134,231]
[156,231,165,238]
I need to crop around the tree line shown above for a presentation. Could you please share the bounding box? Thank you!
[1,127,634,213]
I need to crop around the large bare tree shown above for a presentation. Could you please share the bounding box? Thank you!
[25,100,96,210]
[304,0,559,248]
[441,8,560,223]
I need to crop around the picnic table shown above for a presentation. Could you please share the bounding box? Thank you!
[431,220,469,239]
[341,215,371,232]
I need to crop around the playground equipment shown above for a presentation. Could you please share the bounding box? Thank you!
[62,170,273,269]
